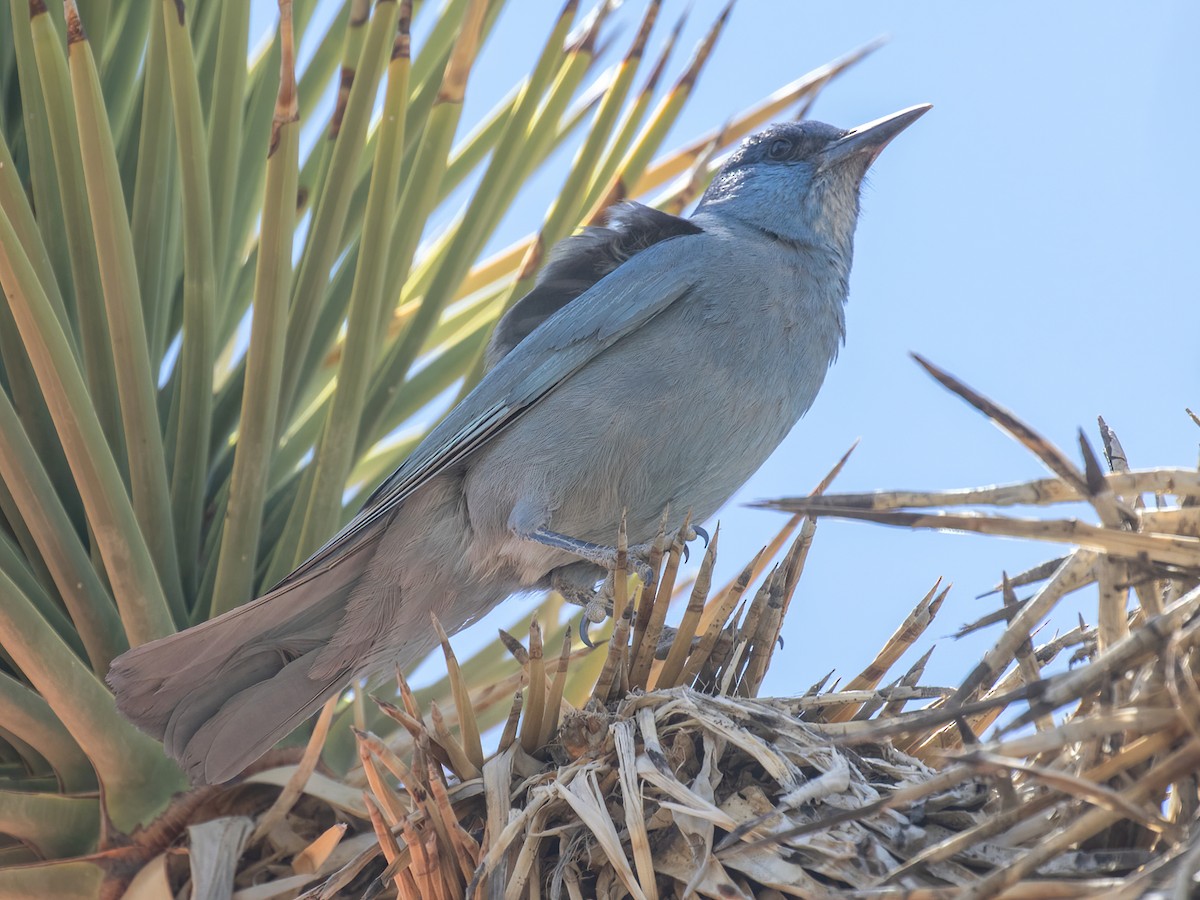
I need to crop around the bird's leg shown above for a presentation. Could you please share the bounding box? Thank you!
[527,528,656,584]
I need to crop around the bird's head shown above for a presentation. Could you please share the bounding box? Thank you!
[697,104,931,253]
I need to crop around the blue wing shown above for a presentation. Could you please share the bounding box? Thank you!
[279,231,703,586]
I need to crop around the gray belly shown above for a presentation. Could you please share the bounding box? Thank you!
[462,285,841,565]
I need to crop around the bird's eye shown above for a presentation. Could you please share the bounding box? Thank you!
[768,138,792,160]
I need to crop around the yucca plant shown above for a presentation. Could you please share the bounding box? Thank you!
[0,0,883,894]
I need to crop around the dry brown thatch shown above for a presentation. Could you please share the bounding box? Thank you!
[153,361,1199,898]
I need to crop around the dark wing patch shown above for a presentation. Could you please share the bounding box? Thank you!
[484,202,704,368]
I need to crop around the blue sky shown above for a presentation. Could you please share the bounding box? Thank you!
[282,2,1200,696]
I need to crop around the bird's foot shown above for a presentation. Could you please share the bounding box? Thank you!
[535,523,710,647]
[578,574,615,649]
[628,523,708,562]
[550,565,611,611]
[549,565,615,649]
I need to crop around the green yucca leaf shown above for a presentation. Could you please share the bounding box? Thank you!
[0,42,11,140]
[216,247,260,369]
[189,0,223,111]
[435,83,519,205]
[457,1,662,394]
[515,5,609,183]
[29,4,125,474]
[296,0,349,127]
[0,389,124,672]
[0,527,91,668]
[0,565,185,834]
[587,3,732,219]
[289,0,367,277]
[358,0,577,447]
[399,8,685,346]
[578,6,684,216]
[527,0,659,281]
[263,0,492,579]
[0,791,98,859]
[74,0,109,63]
[274,0,399,433]
[96,1,150,154]
[357,289,504,453]
[161,0,217,601]
[0,124,66,328]
[0,132,79,508]
[23,26,85,288]
[9,1,75,333]
[265,0,404,583]
[128,8,176,367]
[292,8,412,564]
[409,11,610,407]
[206,3,250,297]
[351,0,492,446]
[0,191,174,645]
[0,671,94,792]
[224,0,323,336]
[282,0,383,396]
[291,271,503,501]
[346,303,495,495]
[0,465,47,589]
[209,3,302,619]
[401,0,476,152]
[66,0,185,620]
[431,68,600,220]
[291,0,519,388]
[229,44,281,314]
[0,858,104,899]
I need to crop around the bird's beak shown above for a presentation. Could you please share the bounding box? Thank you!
[819,103,932,170]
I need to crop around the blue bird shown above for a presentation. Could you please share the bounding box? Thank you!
[109,104,931,784]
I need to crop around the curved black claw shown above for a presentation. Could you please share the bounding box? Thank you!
[680,525,711,563]
[630,558,655,584]
[579,615,608,650]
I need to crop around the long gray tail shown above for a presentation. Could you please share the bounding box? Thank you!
[108,555,367,785]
